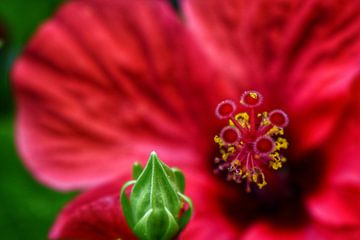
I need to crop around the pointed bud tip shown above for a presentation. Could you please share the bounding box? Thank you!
[150,150,158,157]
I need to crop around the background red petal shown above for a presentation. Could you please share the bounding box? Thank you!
[306,88,360,228]
[12,0,227,190]
[179,168,241,239]
[183,0,360,152]
[243,220,360,240]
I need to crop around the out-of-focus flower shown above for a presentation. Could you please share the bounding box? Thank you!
[12,0,360,239]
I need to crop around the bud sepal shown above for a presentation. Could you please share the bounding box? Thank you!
[120,152,193,240]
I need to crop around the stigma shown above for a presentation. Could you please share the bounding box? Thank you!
[214,90,289,192]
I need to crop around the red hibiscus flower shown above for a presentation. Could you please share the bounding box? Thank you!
[12,0,360,239]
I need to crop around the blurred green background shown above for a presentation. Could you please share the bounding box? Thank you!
[0,1,75,239]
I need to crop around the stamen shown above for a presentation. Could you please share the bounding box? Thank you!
[214,91,289,192]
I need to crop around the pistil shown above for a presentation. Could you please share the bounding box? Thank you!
[214,91,289,192]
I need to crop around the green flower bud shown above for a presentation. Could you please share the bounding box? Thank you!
[120,151,193,240]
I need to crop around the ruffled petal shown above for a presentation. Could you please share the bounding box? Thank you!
[12,0,226,190]
[49,174,137,240]
[307,181,360,227]
[243,221,360,240]
[183,0,360,151]
[306,90,360,227]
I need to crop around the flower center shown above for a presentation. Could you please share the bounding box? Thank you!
[214,90,289,192]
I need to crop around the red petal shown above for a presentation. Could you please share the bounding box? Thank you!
[307,181,360,227]
[243,221,307,240]
[179,168,360,239]
[51,168,360,239]
[183,0,360,151]
[49,174,137,240]
[183,0,256,91]
[306,93,360,227]
[243,221,360,240]
[179,169,240,239]
[12,0,226,190]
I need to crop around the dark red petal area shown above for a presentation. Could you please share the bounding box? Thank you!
[49,174,137,240]
[183,0,360,152]
[12,0,228,190]
[180,168,360,240]
[179,169,241,239]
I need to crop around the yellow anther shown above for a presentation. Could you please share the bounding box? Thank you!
[242,171,249,179]
[222,152,229,161]
[221,146,236,161]
[269,152,286,170]
[267,126,284,136]
[260,112,271,126]
[228,146,235,154]
[252,173,258,182]
[275,137,288,150]
[233,112,250,127]
[270,161,282,170]
[257,179,267,189]
[235,112,249,121]
[251,168,267,189]
[214,135,224,147]
[249,92,258,99]
[270,152,281,161]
